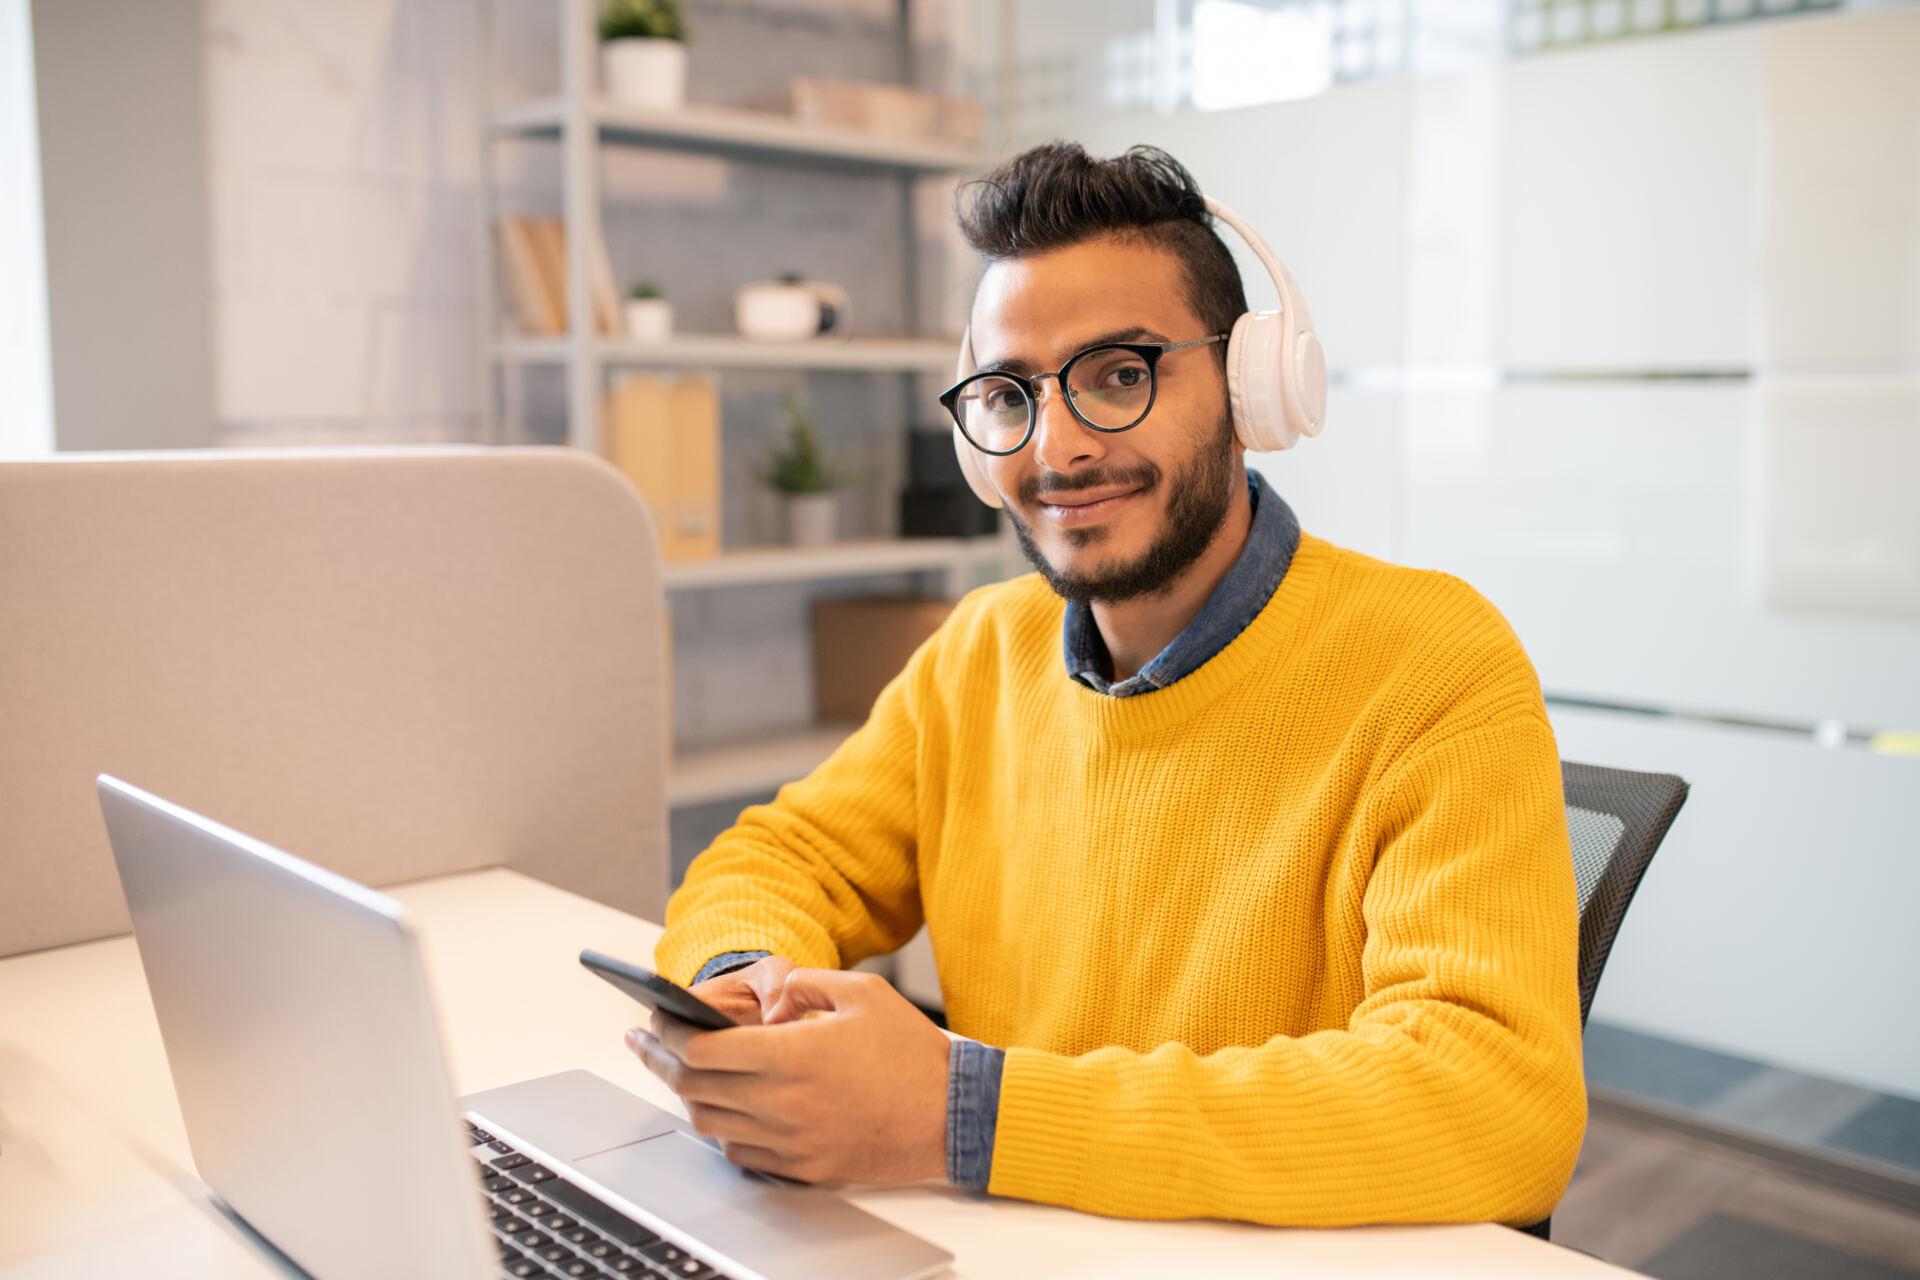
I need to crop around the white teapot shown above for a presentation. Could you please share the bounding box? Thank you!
[735,274,851,341]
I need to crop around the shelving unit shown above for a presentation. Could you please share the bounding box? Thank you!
[662,537,1010,592]
[477,0,989,452]
[479,0,1007,812]
[488,96,985,172]
[493,333,961,373]
[668,723,861,809]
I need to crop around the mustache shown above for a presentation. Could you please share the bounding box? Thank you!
[1019,463,1159,507]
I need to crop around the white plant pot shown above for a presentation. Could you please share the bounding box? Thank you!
[624,298,672,343]
[601,38,687,112]
[783,493,837,547]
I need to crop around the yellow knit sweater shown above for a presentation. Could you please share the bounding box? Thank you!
[656,530,1587,1227]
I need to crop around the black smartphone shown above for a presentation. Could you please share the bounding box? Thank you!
[579,949,738,1031]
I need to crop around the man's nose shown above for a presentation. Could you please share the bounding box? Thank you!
[1030,379,1105,474]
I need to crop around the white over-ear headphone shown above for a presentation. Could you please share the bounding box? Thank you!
[950,196,1327,509]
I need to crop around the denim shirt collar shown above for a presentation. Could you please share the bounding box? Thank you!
[1062,470,1299,698]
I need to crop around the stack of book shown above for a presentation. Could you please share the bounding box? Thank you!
[496,215,622,336]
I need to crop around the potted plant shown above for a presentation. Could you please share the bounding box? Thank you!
[599,0,688,112]
[759,391,842,547]
[625,280,671,342]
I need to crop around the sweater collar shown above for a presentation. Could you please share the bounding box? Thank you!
[1062,528,1335,741]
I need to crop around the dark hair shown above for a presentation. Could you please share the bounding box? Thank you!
[955,142,1246,361]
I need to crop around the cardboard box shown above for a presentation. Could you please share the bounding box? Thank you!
[810,596,954,723]
[768,78,983,146]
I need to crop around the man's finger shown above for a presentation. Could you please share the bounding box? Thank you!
[717,1139,805,1181]
[741,957,797,1012]
[649,1016,795,1075]
[626,1027,684,1090]
[624,1029,781,1112]
[763,967,885,1025]
[685,1101,785,1151]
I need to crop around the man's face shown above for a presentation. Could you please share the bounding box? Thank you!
[967,235,1242,604]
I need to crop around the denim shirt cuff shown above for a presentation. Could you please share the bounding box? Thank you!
[946,1040,1006,1190]
[693,950,772,985]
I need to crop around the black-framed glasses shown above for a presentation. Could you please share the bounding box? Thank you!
[939,334,1228,456]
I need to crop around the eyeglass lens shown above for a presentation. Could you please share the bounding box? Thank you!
[954,346,1154,453]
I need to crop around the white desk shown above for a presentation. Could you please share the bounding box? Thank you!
[0,869,1639,1278]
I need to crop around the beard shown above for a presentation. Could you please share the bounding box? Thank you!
[1007,414,1240,605]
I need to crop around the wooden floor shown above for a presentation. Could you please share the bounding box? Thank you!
[1555,1107,1920,1278]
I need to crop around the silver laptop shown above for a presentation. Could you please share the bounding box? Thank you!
[97,775,954,1280]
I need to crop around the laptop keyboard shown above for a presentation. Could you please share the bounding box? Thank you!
[466,1119,739,1280]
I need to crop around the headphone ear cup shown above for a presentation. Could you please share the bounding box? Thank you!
[952,324,1004,508]
[1225,312,1255,449]
[953,425,1004,508]
[1207,197,1328,453]
[1227,311,1295,452]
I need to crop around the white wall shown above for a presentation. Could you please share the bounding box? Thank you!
[203,0,978,456]
[25,0,213,452]
[203,0,491,445]
[0,0,51,457]
[1004,7,1920,1096]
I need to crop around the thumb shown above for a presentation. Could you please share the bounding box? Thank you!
[763,967,873,1025]
[742,956,796,1011]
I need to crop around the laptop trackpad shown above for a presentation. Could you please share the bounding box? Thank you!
[572,1129,951,1280]
[574,1131,784,1221]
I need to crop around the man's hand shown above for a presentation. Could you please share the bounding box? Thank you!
[626,968,950,1186]
[684,955,795,1026]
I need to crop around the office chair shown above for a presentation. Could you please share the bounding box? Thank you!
[1519,759,1690,1241]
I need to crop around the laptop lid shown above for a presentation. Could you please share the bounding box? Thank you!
[98,774,494,1280]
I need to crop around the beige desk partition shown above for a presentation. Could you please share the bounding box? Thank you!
[0,447,669,958]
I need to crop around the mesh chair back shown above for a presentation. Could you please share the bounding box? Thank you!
[1519,760,1689,1241]
[1562,760,1689,1025]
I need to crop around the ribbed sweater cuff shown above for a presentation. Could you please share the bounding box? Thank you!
[987,1047,1097,1204]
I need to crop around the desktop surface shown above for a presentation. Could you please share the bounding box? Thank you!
[0,868,1640,1278]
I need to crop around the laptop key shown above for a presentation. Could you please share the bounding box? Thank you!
[501,1255,543,1279]
[485,1175,516,1193]
[509,1163,556,1183]
[501,1186,536,1206]
[541,1178,657,1248]
[637,1241,684,1263]
[490,1153,533,1170]
[538,1241,574,1263]
[556,1260,598,1279]
[521,1199,555,1219]
[543,1213,577,1232]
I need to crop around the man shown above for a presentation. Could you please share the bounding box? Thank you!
[630,142,1586,1228]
